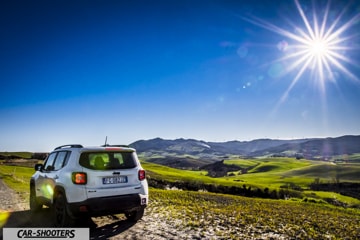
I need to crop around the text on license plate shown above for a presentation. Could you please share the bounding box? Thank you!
[103,176,128,184]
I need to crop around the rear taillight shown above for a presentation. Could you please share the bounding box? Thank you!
[138,170,146,181]
[72,172,87,184]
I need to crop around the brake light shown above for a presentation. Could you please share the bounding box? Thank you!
[105,147,121,151]
[72,172,87,184]
[138,170,146,181]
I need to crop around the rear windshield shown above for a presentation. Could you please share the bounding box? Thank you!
[79,151,137,170]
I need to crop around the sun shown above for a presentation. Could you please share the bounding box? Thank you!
[242,0,360,100]
[308,38,328,57]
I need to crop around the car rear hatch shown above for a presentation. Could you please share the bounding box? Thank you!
[78,149,143,199]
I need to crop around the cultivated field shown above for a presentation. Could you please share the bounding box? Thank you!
[1,157,360,239]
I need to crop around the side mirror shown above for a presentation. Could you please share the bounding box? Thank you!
[34,163,43,171]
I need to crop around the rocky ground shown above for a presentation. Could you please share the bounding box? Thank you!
[0,178,28,212]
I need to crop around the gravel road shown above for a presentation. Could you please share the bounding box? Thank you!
[0,178,27,212]
[0,178,204,240]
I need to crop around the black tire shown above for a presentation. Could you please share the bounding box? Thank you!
[29,185,42,213]
[125,208,145,222]
[53,193,75,227]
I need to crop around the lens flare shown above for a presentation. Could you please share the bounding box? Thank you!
[243,0,360,103]
[41,184,54,199]
[0,211,10,227]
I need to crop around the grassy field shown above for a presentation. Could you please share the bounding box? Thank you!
[1,163,360,238]
[0,152,32,159]
[149,188,360,239]
[224,158,319,188]
[143,157,360,183]
[143,157,360,188]
[141,157,360,206]
[0,165,34,202]
[0,165,34,189]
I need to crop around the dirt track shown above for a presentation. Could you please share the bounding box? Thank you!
[0,209,182,240]
[0,178,201,240]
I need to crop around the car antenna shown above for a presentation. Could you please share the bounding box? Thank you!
[104,136,108,146]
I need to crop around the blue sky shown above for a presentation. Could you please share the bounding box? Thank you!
[1,0,360,151]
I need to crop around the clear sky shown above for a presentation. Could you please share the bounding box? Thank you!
[1,0,360,151]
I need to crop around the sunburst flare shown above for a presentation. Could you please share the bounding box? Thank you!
[243,0,360,102]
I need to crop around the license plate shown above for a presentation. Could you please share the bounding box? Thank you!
[102,176,128,184]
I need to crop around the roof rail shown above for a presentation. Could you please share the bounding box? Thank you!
[55,144,83,150]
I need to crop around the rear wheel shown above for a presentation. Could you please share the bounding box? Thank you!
[125,208,144,222]
[29,185,42,212]
[53,193,75,227]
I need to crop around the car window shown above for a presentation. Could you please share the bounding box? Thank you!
[80,152,137,170]
[53,151,69,171]
[43,152,57,171]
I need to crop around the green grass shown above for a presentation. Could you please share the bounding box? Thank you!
[284,163,360,181]
[143,162,231,188]
[303,191,360,207]
[144,157,360,187]
[145,158,302,189]
[223,158,258,168]
[142,157,360,205]
[334,153,360,162]
[225,157,320,173]
[148,188,360,239]
[141,161,260,189]
[223,158,320,189]
[142,161,207,180]
[0,165,34,202]
[0,152,32,159]
[248,158,315,173]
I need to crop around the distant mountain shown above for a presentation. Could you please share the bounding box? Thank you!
[249,135,360,159]
[130,135,360,166]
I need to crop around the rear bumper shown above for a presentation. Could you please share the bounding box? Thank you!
[67,194,148,217]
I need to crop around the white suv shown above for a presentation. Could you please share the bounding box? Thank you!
[30,144,148,226]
